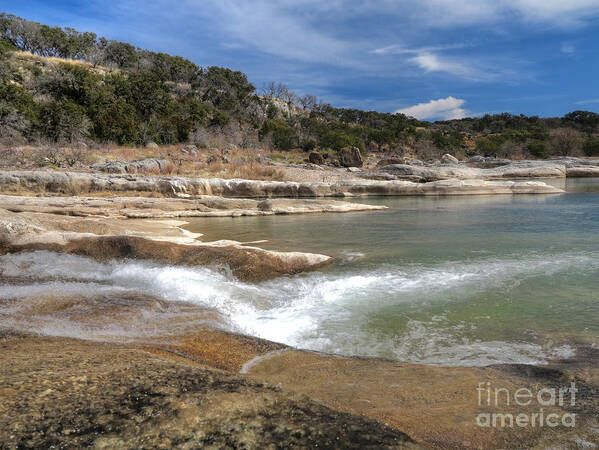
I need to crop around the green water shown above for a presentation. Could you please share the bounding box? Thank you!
[184,178,599,365]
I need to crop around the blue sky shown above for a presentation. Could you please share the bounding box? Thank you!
[4,0,599,120]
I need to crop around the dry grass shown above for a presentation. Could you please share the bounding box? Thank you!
[13,51,117,74]
[197,161,286,181]
[0,144,297,181]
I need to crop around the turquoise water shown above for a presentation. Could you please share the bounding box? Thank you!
[1,178,597,366]
[182,178,599,365]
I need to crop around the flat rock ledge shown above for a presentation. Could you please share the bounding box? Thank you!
[0,194,385,219]
[0,207,334,282]
[0,169,563,197]
[371,158,599,182]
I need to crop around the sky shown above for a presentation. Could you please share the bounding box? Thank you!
[3,0,599,120]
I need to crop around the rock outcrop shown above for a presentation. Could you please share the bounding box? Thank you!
[0,194,386,219]
[467,155,512,168]
[0,208,335,282]
[378,161,568,182]
[0,170,564,198]
[338,146,363,167]
[0,336,419,449]
[92,158,171,174]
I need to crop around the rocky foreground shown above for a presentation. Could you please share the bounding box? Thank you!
[0,165,597,448]
[0,332,419,449]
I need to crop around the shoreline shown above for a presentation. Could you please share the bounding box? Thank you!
[1,170,597,448]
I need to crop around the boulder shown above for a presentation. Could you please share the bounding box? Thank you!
[468,155,484,164]
[182,145,198,156]
[337,146,363,168]
[441,154,459,164]
[91,161,127,174]
[207,155,230,165]
[92,159,170,174]
[146,142,159,149]
[308,152,324,165]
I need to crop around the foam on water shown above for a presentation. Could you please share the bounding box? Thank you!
[1,250,595,365]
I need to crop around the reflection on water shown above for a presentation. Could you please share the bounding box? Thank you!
[1,179,598,366]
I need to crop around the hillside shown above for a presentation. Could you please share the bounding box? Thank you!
[1,12,598,160]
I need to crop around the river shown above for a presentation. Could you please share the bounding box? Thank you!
[1,178,598,366]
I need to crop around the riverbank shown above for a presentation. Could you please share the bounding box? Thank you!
[1,169,597,448]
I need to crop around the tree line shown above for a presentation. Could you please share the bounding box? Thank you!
[1,12,598,158]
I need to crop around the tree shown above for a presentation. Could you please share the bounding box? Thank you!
[548,128,582,156]
[582,136,599,156]
[299,94,318,110]
[42,100,90,143]
[526,139,548,159]
[260,119,298,150]
[103,40,138,69]
[564,110,599,131]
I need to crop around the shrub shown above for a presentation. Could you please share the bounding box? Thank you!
[526,139,548,159]
[260,119,298,150]
[475,135,505,156]
[42,100,90,143]
[318,129,360,151]
[582,136,599,156]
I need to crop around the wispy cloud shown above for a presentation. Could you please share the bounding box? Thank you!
[370,43,468,55]
[197,0,360,67]
[396,97,470,120]
[409,52,482,80]
[575,99,599,105]
[560,42,576,54]
[378,0,599,29]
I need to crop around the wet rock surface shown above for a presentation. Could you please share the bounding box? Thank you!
[0,336,419,449]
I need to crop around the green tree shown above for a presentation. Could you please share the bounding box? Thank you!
[582,135,599,156]
[42,100,90,142]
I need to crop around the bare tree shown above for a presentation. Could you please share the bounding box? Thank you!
[549,128,582,156]
[299,94,318,110]
[414,138,439,161]
[498,140,525,159]
[261,81,277,98]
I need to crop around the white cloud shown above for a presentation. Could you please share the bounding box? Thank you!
[196,0,359,67]
[560,42,576,54]
[575,99,599,105]
[370,43,467,55]
[379,0,599,28]
[395,97,470,120]
[409,52,479,79]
